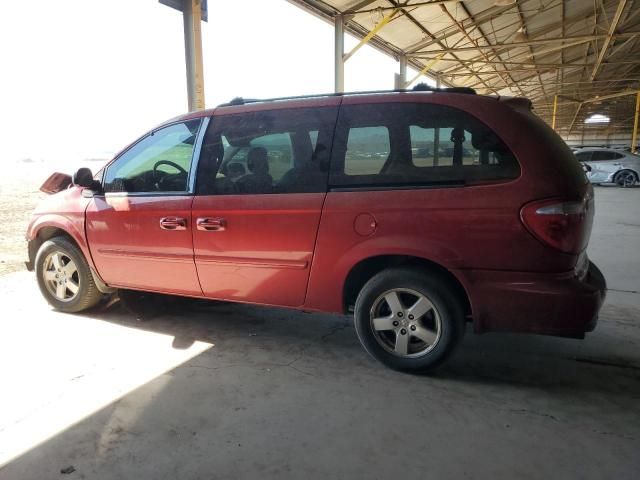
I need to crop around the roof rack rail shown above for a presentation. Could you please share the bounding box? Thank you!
[217,85,477,107]
[411,83,476,95]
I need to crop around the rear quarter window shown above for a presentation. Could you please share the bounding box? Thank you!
[517,110,588,185]
[330,102,520,188]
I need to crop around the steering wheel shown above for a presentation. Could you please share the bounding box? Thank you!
[153,160,187,177]
[152,160,188,191]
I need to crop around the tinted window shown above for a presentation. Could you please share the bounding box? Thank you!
[517,110,588,186]
[410,125,503,167]
[575,151,592,162]
[591,150,621,161]
[345,126,390,175]
[104,120,201,193]
[330,103,520,188]
[197,107,338,194]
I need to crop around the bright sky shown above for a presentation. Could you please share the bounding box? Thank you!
[0,0,436,166]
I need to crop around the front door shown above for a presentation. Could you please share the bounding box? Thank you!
[191,104,338,307]
[86,119,204,296]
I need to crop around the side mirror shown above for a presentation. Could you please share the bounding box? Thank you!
[582,163,592,173]
[72,167,103,192]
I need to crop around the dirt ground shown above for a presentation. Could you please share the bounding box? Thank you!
[0,161,108,276]
[0,163,46,276]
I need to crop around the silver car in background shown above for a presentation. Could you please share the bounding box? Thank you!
[574,148,640,187]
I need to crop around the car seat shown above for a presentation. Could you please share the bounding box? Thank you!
[237,147,273,193]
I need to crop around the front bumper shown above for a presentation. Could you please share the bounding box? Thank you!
[25,239,34,271]
[461,261,607,338]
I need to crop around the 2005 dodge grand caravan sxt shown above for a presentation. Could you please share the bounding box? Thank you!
[26,86,606,372]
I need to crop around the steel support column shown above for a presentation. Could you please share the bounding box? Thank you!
[398,55,407,89]
[552,95,558,130]
[183,0,205,111]
[632,91,640,154]
[334,15,345,93]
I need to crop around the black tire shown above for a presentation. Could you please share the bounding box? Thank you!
[35,237,104,313]
[354,267,465,373]
[614,169,638,188]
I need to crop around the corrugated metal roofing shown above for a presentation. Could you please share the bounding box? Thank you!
[288,0,640,139]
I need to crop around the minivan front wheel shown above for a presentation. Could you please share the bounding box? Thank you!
[354,268,465,372]
[35,237,104,313]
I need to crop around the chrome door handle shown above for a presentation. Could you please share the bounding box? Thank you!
[197,217,226,232]
[159,217,187,230]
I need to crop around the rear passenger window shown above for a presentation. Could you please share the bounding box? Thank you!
[197,107,338,195]
[591,150,623,161]
[330,103,520,188]
[575,151,592,162]
[345,127,390,175]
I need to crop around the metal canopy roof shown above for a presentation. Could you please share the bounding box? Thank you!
[288,0,640,141]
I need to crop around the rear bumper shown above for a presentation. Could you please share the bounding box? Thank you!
[460,261,606,338]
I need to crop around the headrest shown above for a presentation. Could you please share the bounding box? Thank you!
[247,147,269,174]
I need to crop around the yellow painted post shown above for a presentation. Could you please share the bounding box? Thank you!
[552,95,558,131]
[191,0,205,110]
[183,0,205,111]
[343,8,399,62]
[632,91,640,154]
[406,54,445,87]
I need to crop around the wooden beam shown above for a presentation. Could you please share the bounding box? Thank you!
[568,103,584,134]
[348,0,464,13]
[413,57,640,68]
[413,32,640,54]
[439,3,525,95]
[343,0,379,14]
[387,0,499,93]
[590,0,628,80]
[405,3,521,53]
[438,5,621,75]
[343,8,400,62]
[582,89,640,103]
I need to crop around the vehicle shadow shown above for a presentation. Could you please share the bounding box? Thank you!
[3,295,638,480]
[85,295,640,400]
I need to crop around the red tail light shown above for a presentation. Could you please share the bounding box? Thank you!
[520,195,594,254]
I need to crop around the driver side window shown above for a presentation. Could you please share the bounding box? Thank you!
[104,120,201,193]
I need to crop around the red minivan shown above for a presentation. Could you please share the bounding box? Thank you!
[26,87,606,372]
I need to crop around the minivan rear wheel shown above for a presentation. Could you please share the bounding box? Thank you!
[354,268,465,373]
[35,237,104,313]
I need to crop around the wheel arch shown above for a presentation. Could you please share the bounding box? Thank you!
[29,224,113,294]
[614,168,640,182]
[28,226,81,268]
[342,255,472,320]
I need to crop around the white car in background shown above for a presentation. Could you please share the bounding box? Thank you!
[573,148,640,187]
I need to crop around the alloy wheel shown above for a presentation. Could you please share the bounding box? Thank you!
[617,171,637,187]
[369,288,442,358]
[42,251,80,302]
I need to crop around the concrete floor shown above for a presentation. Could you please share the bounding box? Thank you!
[1,186,639,479]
